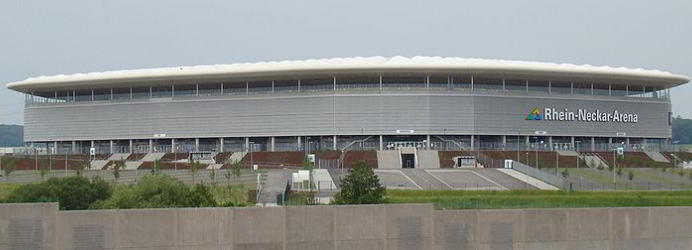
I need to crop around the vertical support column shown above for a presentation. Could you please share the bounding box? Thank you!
[90,140,95,151]
[626,137,630,149]
[53,141,58,155]
[149,139,153,153]
[195,138,200,152]
[297,136,302,151]
[245,137,250,152]
[333,135,337,150]
[270,137,275,152]
[525,136,530,149]
[129,139,133,154]
[502,135,507,150]
[379,135,383,151]
[426,135,431,150]
[72,141,77,154]
[109,140,114,154]
[172,138,176,153]
[608,137,613,149]
[470,135,475,151]
[548,137,553,151]
[219,138,224,152]
[591,137,595,151]
[570,136,575,150]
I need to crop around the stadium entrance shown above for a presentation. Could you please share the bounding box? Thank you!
[402,153,415,168]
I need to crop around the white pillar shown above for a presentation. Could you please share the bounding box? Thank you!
[379,135,383,151]
[571,136,575,150]
[245,137,250,152]
[195,138,200,152]
[525,136,530,149]
[502,135,507,149]
[72,141,77,154]
[270,137,275,152]
[109,140,114,154]
[219,138,224,152]
[548,137,553,151]
[333,135,337,150]
[172,138,176,153]
[129,140,133,154]
[297,136,302,150]
[591,137,595,151]
[149,139,153,153]
[426,134,431,150]
[54,141,59,155]
[608,137,613,149]
[470,135,475,150]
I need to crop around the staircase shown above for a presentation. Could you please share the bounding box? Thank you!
[228,152,247,164]
[89,160,109,170]
[377,151,401,169]
[416,150,440,169]
[644,151,670,163]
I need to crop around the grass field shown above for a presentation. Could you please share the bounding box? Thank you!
[386,189,692,209]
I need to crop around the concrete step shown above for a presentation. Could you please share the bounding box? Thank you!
[108,153,130,161]
[206,164,223,170]
[125,161,142,170]
[228,152,246,164]
[142,152,166,162]
[556,150,579,156]
[644,151,670,163]
[377,151,400,169]
[416,150,440,169]
[89,160,109,170]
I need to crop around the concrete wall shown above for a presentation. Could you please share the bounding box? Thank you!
[24,91,670,142]
[2,203,692,249]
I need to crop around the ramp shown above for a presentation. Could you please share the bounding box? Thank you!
[108,153,130,161]
[228,152,247,164]
[377,151,401,169]
[581,154,608,169]
[497,169,559,190]
[89,160,109,170]
[644,151,670,163]
[556,150,579,156]
[141,152,166,162]
[416,150,440,169]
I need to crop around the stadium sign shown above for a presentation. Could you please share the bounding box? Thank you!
[527,108,638,123]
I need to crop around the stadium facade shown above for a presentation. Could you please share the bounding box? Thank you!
[6,56,690,155]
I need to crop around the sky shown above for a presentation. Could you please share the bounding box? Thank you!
[1,0,691,125]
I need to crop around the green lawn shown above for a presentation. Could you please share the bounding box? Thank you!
[386,189,692,209]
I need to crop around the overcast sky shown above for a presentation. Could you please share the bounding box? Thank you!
[1,0,691,125]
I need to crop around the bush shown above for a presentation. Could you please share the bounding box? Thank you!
[5,176,112,210]
[332,161,385,204]
[92,174,216,209]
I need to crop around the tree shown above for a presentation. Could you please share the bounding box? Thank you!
[561,168,570,178]
[113,158,124,182]
[189,160,201,184]
[5,175,112,210]
[628,170,635,181]
[332,161,385,204]
[151,159,161,175]
[616,167,623,177]
[2,157,16,181]
[92,174,216,209]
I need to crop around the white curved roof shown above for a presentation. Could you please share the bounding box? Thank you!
[6,56,689,92]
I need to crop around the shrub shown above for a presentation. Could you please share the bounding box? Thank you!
[616,167,623,176]
[5,176,112,210]
[92,174,216,209]
[332,161,385,204]
[561,169,569,178]
[2,157,16,180]
[628,170,635,181]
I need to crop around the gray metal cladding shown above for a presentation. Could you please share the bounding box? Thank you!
[23,93,671,142]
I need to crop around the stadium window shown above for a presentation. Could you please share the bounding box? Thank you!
[592,83,609,96]
[573,82,591,95]
[93,89,111,101]
[222,82,246,95]
[56,90,73,102]
[428,76,448,89]
[198,83,222,96]
[504,79,526,92]
[627,85,644,98]
[300,78,333,91]
[337,76,379,89]
[550,81,571,95]
[381,76,425,89]
[527,80,549,93]
[112,88,130,100]
[74,90,92,102]
[174,84,197,97]
[451,75,471,89]
[152,85,172,98]
[472,77,503,91]
[247,81,272,93]
[273,80,298,92]
[132,87,150,99]
[611,84,627,96]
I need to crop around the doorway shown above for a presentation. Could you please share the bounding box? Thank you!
[401,154,415,168]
